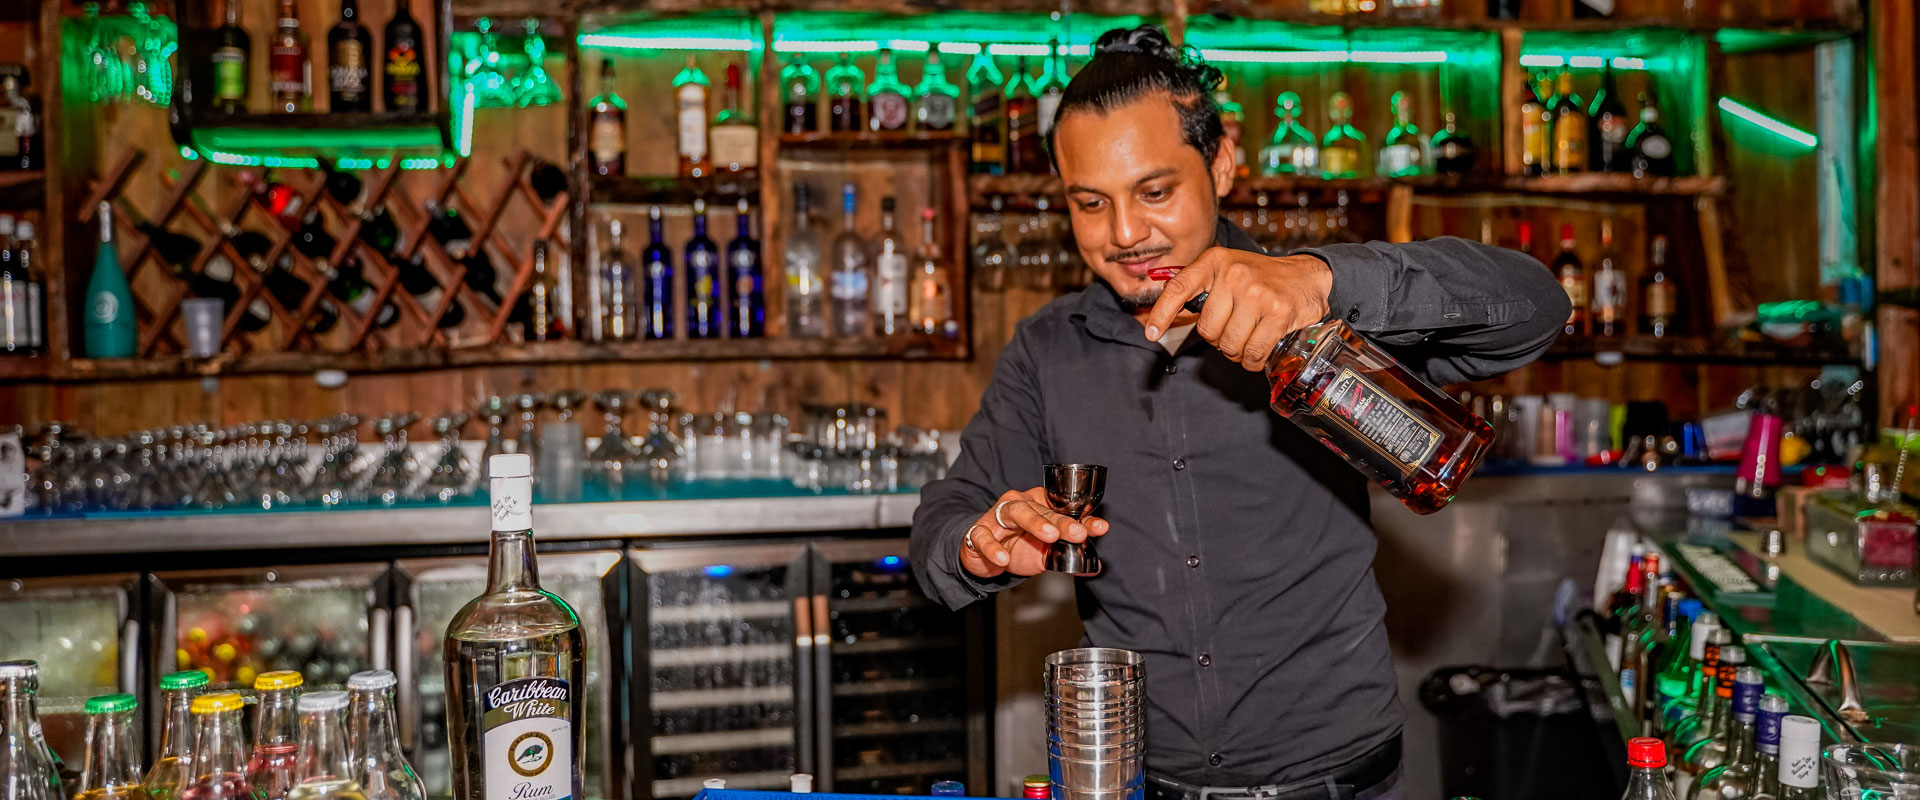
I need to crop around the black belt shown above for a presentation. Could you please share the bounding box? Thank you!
[1144,735,1401,800]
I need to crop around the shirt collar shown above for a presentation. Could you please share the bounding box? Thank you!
[1067,216,1266,350]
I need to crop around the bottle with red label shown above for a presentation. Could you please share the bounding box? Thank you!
[1151,268,1494,514]
[268,0,309,113]
[382,2,424,112]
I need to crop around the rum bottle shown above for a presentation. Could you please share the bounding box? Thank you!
[780,56,819,134]
[1551,69,1588,174]
[1003,58,1042,173]
[344,672,425,800]
[1592,219,1626,338]
[1628,91,1676,178]
[1320,92,1365,179]
[1377,91,1426,178]
[825,54,864,134]
[327,0,372,112]
[1553,224,1586,337]
[686,198,721,339]
[179,694,252,800]
[1590,64,1630,172]
[673,56,710,179]
[285,693,362,800]
[866,49,910,133]
[444,454,587,800]
[588,60,626,178]
[75,694,151,800]
[967,54,1006,173]
[912,50,959,133]
[1,661,62,800]
[247,672,304,800]
[1520,73,1550,177]
[210,0,249,114]
[1641,235,1675,337]
[727,199,763,338]
[908,207,953,336]
[382,3,425,112]
[144,672,211,800]
[1259,92,1317,176]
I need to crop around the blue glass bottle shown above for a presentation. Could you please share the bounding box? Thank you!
[685,198,721,339]
[642,205,673,340]
[727,198,763,338]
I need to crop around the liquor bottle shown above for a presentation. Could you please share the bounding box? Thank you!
[1004,58,1042,173]
[326,0,371,112]
[326,256,399,330]
[1590,64,1630,172]
[1215,75,1247,178]
[0,67,39,170]
[711,61,757,173]
[1516,221,1535,258]
[913,49,959,133]
[520,241,564,341]
[674,56,711,179]
[968,54,1006,174]
[444,454,587,800]
[460,250,504,308]
[866,49,910,133]
[1551,70,1588,174]
[588,60,626,177]
[1553,224,1586,337]
[726,199,763,338]
[1622,739,1679,800]
[144,672,208,800]
[686,199,721,339]
[1321,92,1365,179]
[75,694,150,800]
[1671,624,1728,750]
[780,56,819,135]
[180,693,252,800]
[210,0,250,114]
[1036,40,1067,138]
[1418,103,1469,175]
[909,207,952,336]
[1592,219,1626,338]
[1520,73,1550,177]
[1652,599,1704,726]
[1642,235,1675,337]
[0,215,24,354]
[1260,92,1317,177]
[1628,91,1676,178]
[1750,694,1787,800]
[382,1,424,113]
[1150,269,1493,513]
[248,671,304,800]
[601,219,633,341]
[1693,666,1764,800]
[1574,0,1614,18]
[829,182,872,337]
[637,206,671,340]
[872,197,909,336]
[786,184,827,337]
[1378,91,1427,178]
[825,54,865,134]
[84,202,136,358]
[345,672,424,800]
[284,693,360,800]
[1,662,62,800]
[267,0,309,113]
[1680,644,1747,796]
[1773,716,1819,800]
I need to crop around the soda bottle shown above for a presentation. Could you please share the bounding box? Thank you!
[74,694,151,800]
[2,661,64,800]
[1023,775,1051,799]
[286,693,364,800]
[145,672,211,800]
[1622,738,1679,800]
[342,672,422,800]
[247,672,304,800]
[179,693,252,800]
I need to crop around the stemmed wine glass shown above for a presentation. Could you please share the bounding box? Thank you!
[638,389,685,485]
[478,395,511,465]
[513,392,546,465]
[424,412,474,503]
[589,391,642,493]
[515,18,562,108]
[366,412,421,506]
[1043,463,1107,577]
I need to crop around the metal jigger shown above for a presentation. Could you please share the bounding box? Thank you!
[1043,463,1107,577]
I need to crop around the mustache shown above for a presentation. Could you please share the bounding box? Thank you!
[1104,246,1172,263]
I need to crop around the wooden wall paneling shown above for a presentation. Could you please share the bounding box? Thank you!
[566,16,591,343]
[758,11,785,338]
[1873,0,1918,426]
[1717,47,1822,305]
[1499,27,1525,178]
[48,0,95,363]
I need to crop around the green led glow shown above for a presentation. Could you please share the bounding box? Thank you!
[456,84,475,157]
[1519,54,1647,69]
[336,157,376,169]
[1198,48,1445,65]
[578,34,757,51]
[1718,97,1818,148]
[178,146,198,160]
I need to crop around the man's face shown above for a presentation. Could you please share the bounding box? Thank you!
[1054,92,1235,312]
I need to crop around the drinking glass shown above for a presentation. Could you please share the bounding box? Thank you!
[514,19,561,108]
[1823,742,1920,800]
[477,395,511,464]
[464,18,513,108]
[424,412,473,503]
[513,392,546,465]
[1043,463,1107,577]
[366,413,421,506]
[639,390,685,484]
[589,390,643,494]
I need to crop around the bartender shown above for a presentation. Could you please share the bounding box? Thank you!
[908,25,1570,800]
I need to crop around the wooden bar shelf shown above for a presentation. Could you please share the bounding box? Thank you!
[590,172,761,206]
[778,131,967,151]
[968,172,1723,209]
[1182,0,1860,39]
[0,170,45,208]
[1539,334,1858,366]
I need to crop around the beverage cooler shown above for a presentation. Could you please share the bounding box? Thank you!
[627,539,988,800]
[146,564,391,697]
[0,574,142,772]
[392,549,625,800]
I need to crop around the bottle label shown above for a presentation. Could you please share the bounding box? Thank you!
[1645,281,1676,318]
[913,274,950,329]
[1598,113,1630,145]
[481,677,572,800]
[1593,271,1625,318]
[0,109,18,156]
[1522,110,1550,168]
[589,119,624,168]
[89,290,121,325]
[386,42,420,107]
[1378,143,1417,175]
[331,40,368,98]
[1290,144,1319,172]
[709,125,758,169]
[1037,91,1063,136]
[1755,709,1783,755]
[1732,679,1762,721]
[917,94,955,131]
[1554,117,1588,171]
[678,84,708,162]
[1560,271,1587,309]
[1639,134,1672,160]
[1321,146,1358,177]
[213,48,247,101]
[1313,367,1443,476]
[874,253,908,315]
[871,92,909,131]
[270,44,306,98]
[830,270,869,300]
[26,282,41,348]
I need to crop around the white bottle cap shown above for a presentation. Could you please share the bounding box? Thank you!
[489,454,534,531]
[347,669,397,690]
[15,221,32,240]
[1778,715,1822,789]
[789,774,813,793]
[490,453,532,478]
[296,691,349,712]
[702,778,727,790]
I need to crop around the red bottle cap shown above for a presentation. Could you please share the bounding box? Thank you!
[1559,223,1576,243]
[1147,266,1180,281]
[1627,737,1666,768]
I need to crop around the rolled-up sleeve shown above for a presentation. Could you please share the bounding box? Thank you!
[909,320,1051,610]
[1294,236,1569,386]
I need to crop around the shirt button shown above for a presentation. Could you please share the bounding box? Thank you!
[1163,362,1178,375]
[1209,753,1223,767]
[1172,458,1187,471]
[1346,307,1361,323]
[1197,653,1212,667]
[1187,555,1201,568]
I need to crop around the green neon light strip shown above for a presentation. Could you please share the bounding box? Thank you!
[179,147,448,170]
[1518,55,1647,69]
[577,33,1098,58]
[1197,48,1446,64]
[578,34,757,51]
[1717,97,1818,148]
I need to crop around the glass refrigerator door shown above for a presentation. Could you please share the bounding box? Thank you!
[0,574,141,771]
[148,564,389,695]
[811,539,986,795]
[393,550,623,800]
[630,544,809,800]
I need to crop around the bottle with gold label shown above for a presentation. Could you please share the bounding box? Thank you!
[444,455,585,800]
[1320,92,1366,179]
[674,56,711,179]
[710,61,757,173]
[1551,69,1588,174]
[587,60,625,177]
[1520,72,1550,177]
[1259,91,1317,176]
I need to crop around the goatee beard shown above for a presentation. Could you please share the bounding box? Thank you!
[1106,280,1163,311]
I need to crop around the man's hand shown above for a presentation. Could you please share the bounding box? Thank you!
[959,487,1110,579]
[1143,247,1334,372]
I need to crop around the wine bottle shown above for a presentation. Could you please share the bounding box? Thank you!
[327,0,372,112]
[727,199,763,338]
[84,202,137,358]
[1590,64,1630,172]
[382,2,425,112]
[780,55,820,135]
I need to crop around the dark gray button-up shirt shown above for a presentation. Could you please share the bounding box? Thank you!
[910,219,1568,786]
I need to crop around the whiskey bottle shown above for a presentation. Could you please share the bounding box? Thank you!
[1627,91,1676,178]
[710,61,757,173]
[588,60,626,177]
[866,49,910,133]
[1320,92,1365,179]
[912,49,959,133]
[1520,72,1550,177]
[1641,235,1675,337]
[1149,268,1494,514]
[327,0,372,112]
[1259,91,1317,176]
[1553,224,1586,337]
[382,2,425,112]
[210,0,250,114]
[780,56,819,134]
[1592,219,1626,338]
[1430,110,1476,175]
[1550,69,1588,174]
[825,54,865,134]
[908,207,953,336]
[967,54,1005,173]
[269,0,310,113]
[444,454,586,800]
[674,56,711,179]
[1377,90,1426,178]
[1003,58,1042,173]
[1589,64,1630,172]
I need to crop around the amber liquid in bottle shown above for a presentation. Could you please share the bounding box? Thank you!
[1266,320,1494,514]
